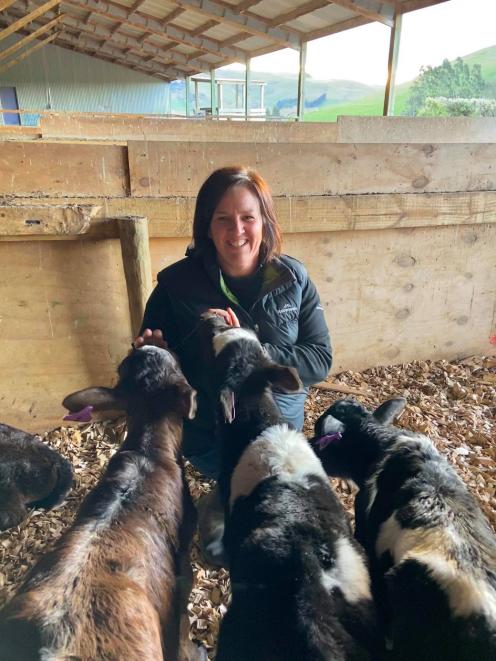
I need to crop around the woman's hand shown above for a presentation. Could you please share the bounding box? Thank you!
[134,328,168,349]
[206,307,240,327]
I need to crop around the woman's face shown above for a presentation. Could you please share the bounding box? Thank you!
[208,184,264,277]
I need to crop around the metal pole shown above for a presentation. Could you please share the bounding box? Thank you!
[210,68,216,117]
[297,41,307,121]
[245,57,251,120]
[383,12,403,116]
[185,76,191,117]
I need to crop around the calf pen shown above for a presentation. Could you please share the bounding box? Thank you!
[0,354,494,658]
[0,114,494,656]
[0,116,495,433]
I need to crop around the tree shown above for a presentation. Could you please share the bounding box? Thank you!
[405,57,485,116]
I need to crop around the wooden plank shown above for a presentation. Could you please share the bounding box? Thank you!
[1,191,495,240]
[117,216,153,338]
[0,204,101,236]
[0,15,63,62]
[0,239,132,432]
[0,142,129,197]
[0,125,40,139]
[337,116,496,143]
[0,0,60,43]
[0,0,19,13]
[0,32,58,74]
[283,223,496,374]
[128,141,496,197]
[40,113,339,142]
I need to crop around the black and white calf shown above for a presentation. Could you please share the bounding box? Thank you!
[311,398,496,661]
[199,315,378,661]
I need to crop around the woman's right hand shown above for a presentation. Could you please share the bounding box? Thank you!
[206,307,240,327]
[134,328,168,349]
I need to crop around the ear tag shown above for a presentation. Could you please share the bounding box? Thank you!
[63,405,94,422]
[314,431,342,451]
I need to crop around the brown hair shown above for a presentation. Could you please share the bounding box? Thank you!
[192,166,282,264]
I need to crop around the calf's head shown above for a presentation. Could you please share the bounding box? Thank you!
[63,346,197,422]
[198,313,302,423]
[311,397,406,485]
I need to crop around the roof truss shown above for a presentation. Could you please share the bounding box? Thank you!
[167,0,302,49]
[0,0,449,81]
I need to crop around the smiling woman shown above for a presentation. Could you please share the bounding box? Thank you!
[134,166,332,485]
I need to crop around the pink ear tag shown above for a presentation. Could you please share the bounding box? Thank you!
[63,405,94,422]
[314,431,342,451]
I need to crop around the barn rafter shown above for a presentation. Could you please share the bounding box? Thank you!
[0,0,449,81]
[2,4,215,79]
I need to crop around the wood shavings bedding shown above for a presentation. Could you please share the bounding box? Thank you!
[1,356,494,658]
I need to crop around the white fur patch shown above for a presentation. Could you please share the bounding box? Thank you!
[229,424,327,508]
[376,513,496,621]
[213,327,260,356]
[321,536,372,603]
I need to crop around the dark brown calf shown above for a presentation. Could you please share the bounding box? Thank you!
[0,423,73,531]
[0,346,206,661]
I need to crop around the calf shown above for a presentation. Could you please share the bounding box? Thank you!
[311,397,496,661]
[0,346,206,661]
[199,315,378,661]
[0,422,73,531]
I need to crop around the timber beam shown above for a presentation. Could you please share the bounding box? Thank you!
[328,0,394,27]
[168,0,302,49]
[0,0,60,43]
[65,0,248,62]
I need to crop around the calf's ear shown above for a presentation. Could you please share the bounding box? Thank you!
[179,385,197,420]
[266,366,302,393]
[62,387,127,419]
[317,412,345,436]
[373,397,406,424]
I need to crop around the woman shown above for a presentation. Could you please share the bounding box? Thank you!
[135,166,332,564]
[136,166,332,479]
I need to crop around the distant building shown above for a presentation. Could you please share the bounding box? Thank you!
[190,76,266,118]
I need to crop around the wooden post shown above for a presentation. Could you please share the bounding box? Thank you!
[117,216,153,339]
[383,12,402,116]
[297,41,307,121]
[245,57,251,120]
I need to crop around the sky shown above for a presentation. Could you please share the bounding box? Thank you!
[223,0,496,86]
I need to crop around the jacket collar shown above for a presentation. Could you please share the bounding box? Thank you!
[187,244,295,300]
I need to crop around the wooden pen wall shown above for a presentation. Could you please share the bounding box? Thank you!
[1,116,495,431]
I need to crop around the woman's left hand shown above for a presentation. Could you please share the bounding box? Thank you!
[206,307,240,327]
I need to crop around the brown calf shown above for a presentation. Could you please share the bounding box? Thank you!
[0,346,206,661]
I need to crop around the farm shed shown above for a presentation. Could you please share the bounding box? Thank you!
[1,3,495,658]
[0,0,494,435]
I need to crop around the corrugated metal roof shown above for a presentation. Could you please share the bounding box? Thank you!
[0,0,450,82]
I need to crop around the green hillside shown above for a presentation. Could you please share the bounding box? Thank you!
[170,44,496,118]
[304,82,411,122]
[305,44,496,122]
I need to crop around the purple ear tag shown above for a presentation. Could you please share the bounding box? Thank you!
[63,405,94,422]
[314,431,342,451]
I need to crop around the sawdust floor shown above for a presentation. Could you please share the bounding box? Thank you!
[1,355,495,658]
